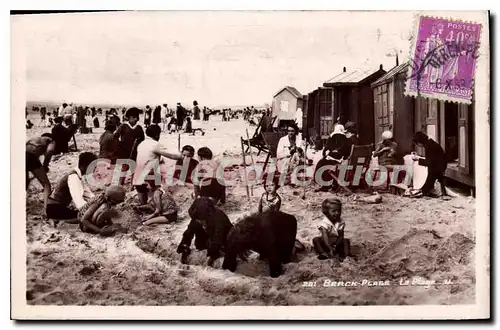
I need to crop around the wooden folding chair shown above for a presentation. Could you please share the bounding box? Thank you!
[340,144,374,189]
[261,131,287,173]
[241,115,277,155]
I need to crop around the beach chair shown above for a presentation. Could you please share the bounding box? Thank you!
[307,127,323,151]
[241,115,277,156]
[260,131,287,173]
[340,144,374,189]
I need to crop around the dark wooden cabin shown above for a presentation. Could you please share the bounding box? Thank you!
[371,62,415,154]
[303,65,386,145]
[371,61,475,189]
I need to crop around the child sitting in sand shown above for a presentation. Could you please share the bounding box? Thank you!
[258,177,282,213]
[79,185,127,236]
[312,198,350,261]
[134,185,179,226]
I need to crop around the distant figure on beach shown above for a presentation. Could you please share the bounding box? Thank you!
[153,105,162,125]
[144,105,152,128]
[193,101,201,120]
[176,103,186,128]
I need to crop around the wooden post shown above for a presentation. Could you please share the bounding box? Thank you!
[302,142,308,200]
[246,129,256,196]
[240,139,250,201]
[178,133,181,152]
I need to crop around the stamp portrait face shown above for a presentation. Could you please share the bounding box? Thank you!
[405,15,482,104]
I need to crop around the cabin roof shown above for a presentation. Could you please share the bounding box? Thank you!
[323,67,384,86]
[371,62,410,88]
[273,86,303,99]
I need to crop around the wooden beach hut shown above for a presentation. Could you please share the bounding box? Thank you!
[271,86,304,128]
[371,61,475,190]
[304,65,386,144]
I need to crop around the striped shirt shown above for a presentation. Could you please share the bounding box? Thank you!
[78,193,107,225]
[151,189,178,216]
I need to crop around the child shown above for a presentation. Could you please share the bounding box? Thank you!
[46,152,97,223]
[93,115,100,129]
[411,131,448,198]
[258,177,282,213]
[26,119,34,129]
[114,107,145,185]
[173,145,199,185]
[167,116,177,133]
[184,117,205,136]
[134,185,179,225]
[373,130,404,166]
[26,133,56,214]
[79,185,126,236]
[99,122,118,164]
[134,124,182,205]
[193,147,226,205]
[46,112,53,127]
[312,198,350,261]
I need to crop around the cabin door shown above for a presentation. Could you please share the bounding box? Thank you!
[318,88,334,139]
[457,103,470,174]
[426,99,439,142]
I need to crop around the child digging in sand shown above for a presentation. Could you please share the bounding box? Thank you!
[312,198,351,261]
[79,185,127,236]
[134,185,179,226]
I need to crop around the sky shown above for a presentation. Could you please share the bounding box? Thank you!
[15,11,416,108]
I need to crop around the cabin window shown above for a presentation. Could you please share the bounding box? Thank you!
[444,102,459,164]
[280,100,289,112]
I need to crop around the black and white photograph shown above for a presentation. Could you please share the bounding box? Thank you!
[11,10,490,320]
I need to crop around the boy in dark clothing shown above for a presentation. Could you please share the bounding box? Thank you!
[114,107,145,185]
[173,145,199,185]
[51,116,79,155]
[99,122,118,164]
[193,147,226,205]
[114,107,145,162]
[412,131,448,198]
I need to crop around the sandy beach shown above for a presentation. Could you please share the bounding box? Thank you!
[25,114,476,306]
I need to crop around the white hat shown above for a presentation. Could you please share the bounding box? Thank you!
[330,124,346,136]
[382,131,393,140]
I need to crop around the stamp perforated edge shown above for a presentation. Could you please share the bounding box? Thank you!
[403,13,483,105]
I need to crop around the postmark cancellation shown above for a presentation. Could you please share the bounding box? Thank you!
[405,15,482,104]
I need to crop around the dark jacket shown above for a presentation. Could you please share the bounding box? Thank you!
[418,138,447,173]
[180,198,233,259]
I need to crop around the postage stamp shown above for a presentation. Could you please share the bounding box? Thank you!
[405,15,482,104]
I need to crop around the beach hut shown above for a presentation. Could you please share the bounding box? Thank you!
[371,61,475,190]
[371,62,415,154]
[304,65,386,144]
[271,86,304,127]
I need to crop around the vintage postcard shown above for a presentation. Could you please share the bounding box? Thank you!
[11,10,490,320]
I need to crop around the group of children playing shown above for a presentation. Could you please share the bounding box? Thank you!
[27,106,351,261]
